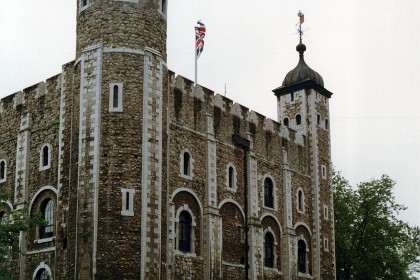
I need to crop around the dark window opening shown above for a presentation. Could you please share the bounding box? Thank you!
[178,211,192,252]
[264,178,274,208]
[183,152,190,176]
[82,0,88,7]
[325,119,329,130]
[296,114,302,125]
[298,190,304,211]
[35,268,50,280]
[42,146,49,167]
[125,192,130,211]
[0,211,5,222]
[161,0,167,14]
[228,166,234,189]
[283,118,289,127]
[264,232,274,268]
[298,240,306,273]
[0,161,5,179]
[40,199,54,239]
[113,85,119,108]
[317,114,320,126]
[291,92,294,101]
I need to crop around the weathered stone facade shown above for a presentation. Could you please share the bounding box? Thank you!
[0,1,336,279]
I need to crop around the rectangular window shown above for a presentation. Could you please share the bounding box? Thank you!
[121,188,135,216]
[324,237,329,252]
[321,165,327,179]
[324,205,329,220]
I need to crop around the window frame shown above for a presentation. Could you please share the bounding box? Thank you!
[297,188,305,214]
[39,144,52,171]
[298,239,307,273]
[109,83,123,112]
[264,231,275,268]
[226,163,237,192]
[175,205,196,256]
[121,188,135,216]
[296,114,302,126]
[0,159,6,183]
[180,149,194,180]
[39,199,54,239]
[263,177,275,209]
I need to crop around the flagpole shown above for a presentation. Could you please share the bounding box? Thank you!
[195,26,198,86]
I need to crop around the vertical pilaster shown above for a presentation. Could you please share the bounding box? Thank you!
[203,113,222,279]
[75,45,102,279]
[140,49,164,279]
[15,113,31,280]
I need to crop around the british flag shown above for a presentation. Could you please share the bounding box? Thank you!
[195,21,206,58]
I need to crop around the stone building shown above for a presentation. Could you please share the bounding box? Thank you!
[0,0,336,279]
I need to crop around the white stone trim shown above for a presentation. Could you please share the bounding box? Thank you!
[174,205,197,254]
[179,148,194,180]
[79,0,92,12]
[263,227,279,270]
[120,188,135,216]
[321,165,327,179]
[225,163,237,192]
[1,200,13,211]
[260,213,283,236]
[296,187,305,214]
[294,222,312,236]
[323,205,329,220]
[0,159,6,183]
[39,143,52,171]
[159,0,168,18]
[34,237,54,244]
[26,247,56,255]
[115,0,139,3]
[170,188,204,216]
[218,199,245,221]
[109,83,123,112]
[28,186,57,214]
[103,47,144,55]
[32,262,53,279]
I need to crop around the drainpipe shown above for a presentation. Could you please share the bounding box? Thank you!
[232,134,250,280]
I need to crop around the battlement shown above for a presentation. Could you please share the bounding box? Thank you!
[169,72,305,147]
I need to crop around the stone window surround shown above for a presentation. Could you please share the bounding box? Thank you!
[262,175,277,210]
[39,144,52,171]
[225,163,237,192]
[32,262,53,280]
[30,188,57,243]
[263,227,279,270]
[297,235,311,277]
[179,148,194,180]
[0,159,6,183]
[174,204,197,256]
[323,237,329,252]
[296,188,305,214]
[324,205,329,220]
[109,83,123,112]
[121,188,135,216]
[159,0,168,18]
[321,165,327,179]
[79,0,92,12]
[295,113,302,126]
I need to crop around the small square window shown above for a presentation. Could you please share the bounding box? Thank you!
[121,188,135,216]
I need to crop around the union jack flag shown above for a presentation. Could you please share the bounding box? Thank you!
[195,21,206,58]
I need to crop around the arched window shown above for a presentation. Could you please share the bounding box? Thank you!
[283,117,289,127]
[113,85,119,108]
[317,114,320,126]
[228,166,234,189]
[298,190,304,212]
[296,114,302,125]
[0,160,6,181]
[298,240,306,273]
[40,199,54,239]
[264,232,274,268]
[178,210,192,252]
[35,268,50,280]
[325,119,329,130]
[183,152,190,176]
[264,178,274,208]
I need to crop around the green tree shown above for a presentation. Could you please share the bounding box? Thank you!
[334,171,420,280]
[0,189,43,280]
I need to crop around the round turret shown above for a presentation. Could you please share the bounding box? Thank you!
[282,43,324,87]
[76,0,167,58]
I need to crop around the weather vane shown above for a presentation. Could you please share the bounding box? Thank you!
[297,10,304,44]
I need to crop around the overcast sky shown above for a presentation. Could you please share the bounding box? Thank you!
[0,0,419,227]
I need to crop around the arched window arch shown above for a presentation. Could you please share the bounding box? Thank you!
[35,268,50,280]
[296,114,302,126]
[283,117,289,127]
[298,240,307,273]
[264,232,274,268]
[39,144,51,171]
[264,178,274,208]
[178,210,192,253]
[0,159,6,182]
[40,199,54,239]
[297,189,304,213]
[317,114,321,126]
[325,118,329,130]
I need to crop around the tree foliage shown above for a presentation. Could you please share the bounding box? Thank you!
[0,189,43,280]
[334,171,420,280]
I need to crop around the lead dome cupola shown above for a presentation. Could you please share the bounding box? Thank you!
[282,43,324,87]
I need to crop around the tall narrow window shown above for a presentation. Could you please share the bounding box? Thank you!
[317,114,321,126]
[40,199,54,239]
[228,166,234,189]
[0,160,5,182]
[283,117,289,127]
[113,85,119,108]
[264,178,274,208]
[161,0,167,15]
[42,146,49,167]
[121,188,135,216]
[298,190,304,212]
[325,119,329,130]
[82,0,88,7]
[298,240,306,273]
[178,211,192,252]
[264,232,274,268]
[291,92,294,102]
[183,152,190,176]
[296,114,302,125]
